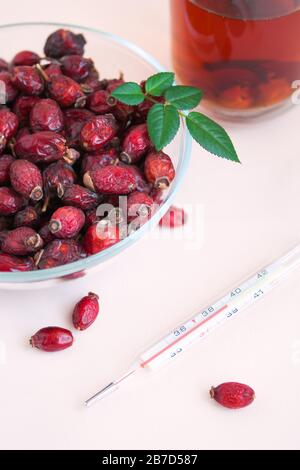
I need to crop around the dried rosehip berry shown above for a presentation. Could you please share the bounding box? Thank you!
[60,55,95,82]
[144,151,175,189]
[127,191,154,222]
[44,63,62,78]
[47,74,85,108]
[14,131,70,164]
[30,98,64,132]
[11,66,44,96]
[13,206,39,229]
[150,188,164,205]
[49,206,85,238]
[44,29,86,58]
[0,108,19,153]
[118,163,151,193]
[80,114,118,152]
[1,227,43,255]
[82,222,120,255]
[0,71,18,103]
[86,90,116,114]
[81,148,118,174]
[10,159,43,201]
[63,108,94,147]
[0,187,24,215]
[12,95,39,125]
[84,208,100,227]
[72,292,99,330]
[120,124,151,164]
[84,165,136,195]
[60,184,100,211]
[12,50,40,67]
[0,154,15,185]
[36,239,85,269]
[159,206,186,229]
[0,58,8,72]
[38,223,55,244]
[210,382,255,409]
[43,161,76,197]
[82,77,106,93]
[30,326,73,352]
[0,252,35,272]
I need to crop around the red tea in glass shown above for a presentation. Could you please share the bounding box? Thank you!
[171,0,300,117]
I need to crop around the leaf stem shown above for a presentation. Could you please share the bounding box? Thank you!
[144,93,186,118]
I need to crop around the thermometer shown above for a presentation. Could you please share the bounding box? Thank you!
[85,243,300,407]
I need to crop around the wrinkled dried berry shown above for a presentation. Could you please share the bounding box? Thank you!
[0,71,18,103]
[1,227,43,255]
[14,131,72,164]
[210,382,255,409]
[12,50,40,67]
[0,187,24,215]
[38,223,55,244]
[13,95,39,125]
[44,63,62,78]
[72,292,99,330]
[81,148,118,174]
[60,55,95,82]
[60,184,100,211]
[0,108,19,153]
[49,206,85,238]
[87,89,116,114]
[119,163,151,193]
[63,108,94,147]
[0,154,15,184]
[44,29,86,58]
[10,159,43,201]
[14,206,39,229]
[127,191,154,222]
[36,239,85,269]
[144,151,175,189]
[120,124,151,164]
[0,58,9,71]
[159,206,186,228]
[43,160,76,197]
[0,252,35,272]
[84,165,136,195]
[11,66,44,96]
[30,98,64,132]
[30,326,73,352]
[48,74,85,108]
[83,222,120,255]
[80,114,118,151]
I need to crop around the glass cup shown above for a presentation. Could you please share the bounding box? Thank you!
[171,0,300,119]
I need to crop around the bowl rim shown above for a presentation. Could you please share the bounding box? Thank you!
[0,21,192,283]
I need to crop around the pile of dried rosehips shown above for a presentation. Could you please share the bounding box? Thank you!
[0,29,175,272]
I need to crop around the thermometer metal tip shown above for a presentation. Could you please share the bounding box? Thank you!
[85,382,118,407]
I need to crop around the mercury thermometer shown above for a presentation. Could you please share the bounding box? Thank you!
[85,243,300,407]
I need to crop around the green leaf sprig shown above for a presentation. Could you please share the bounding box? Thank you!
[111,72,240,163]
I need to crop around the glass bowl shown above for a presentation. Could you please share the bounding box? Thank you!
[0,22,192,289]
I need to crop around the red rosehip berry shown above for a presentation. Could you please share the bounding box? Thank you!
[0,108,19,153]
[11,66,44,96]
[0,252,35,272]
[72,292,99,330]
[0,227,43,255]
[49,206,85,239]
[30,98,64,132]
[44,29,86,58]
[81,148,118,174]
[36,239,85,269]
[127,191,154,222]
[30,326,73,352]
[63,108,94,147]
[210,382,255,409]
[43,160,76,197]
[159,206,186,229]
[59,184,100,211]
[12,50,40,67]
[0,154,15,185]
[12,95,40,125]
[60,55,95,82]
[47,74,85,108]
[144,151,175,189]
[83,165,136,195]
[44,63,62,78]
[0,58,9,72]
[14,206,39,229]
[80,114,118,152]
[0,187,24,215]
[86,89,117,114]
[120,124,151,164]
[83,221,121,255]
[14,131,71,164]
[10,159,43,201]
[0,71,18,103]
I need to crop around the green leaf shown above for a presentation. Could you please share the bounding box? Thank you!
[111,82,145,105]
[165,86,203,110]
[145,72,175,97]
[186,112,240,162]
[147,104,180,151]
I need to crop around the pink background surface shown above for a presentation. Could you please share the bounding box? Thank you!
[1,0,300,450]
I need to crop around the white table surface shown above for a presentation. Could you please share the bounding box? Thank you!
[1,0,300,450]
